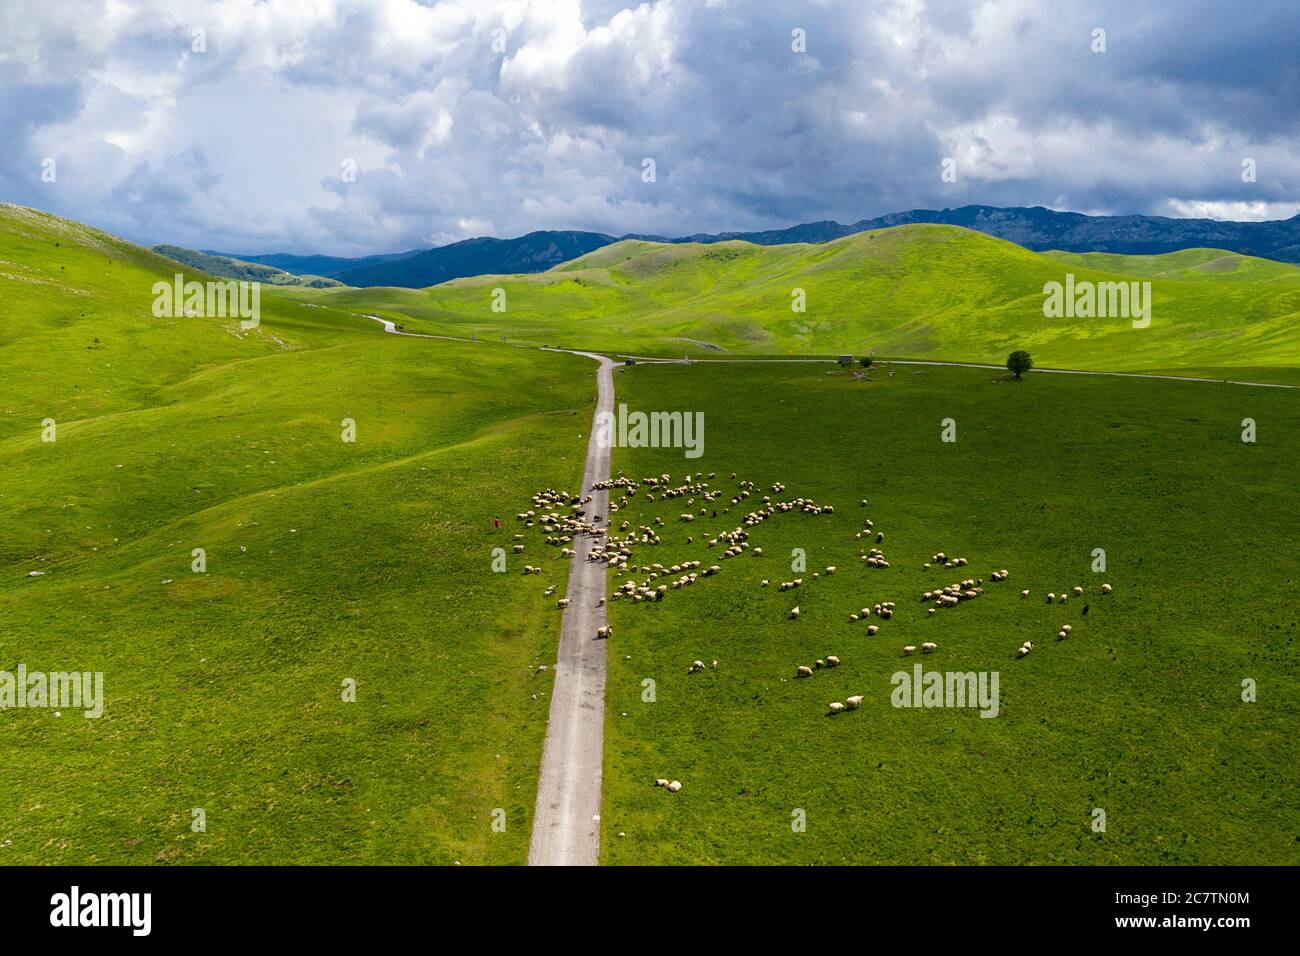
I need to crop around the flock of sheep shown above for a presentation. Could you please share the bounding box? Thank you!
[514,471,1117,785]
[558,473,837,618]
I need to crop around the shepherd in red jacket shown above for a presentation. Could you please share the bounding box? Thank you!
[493,516,501,530]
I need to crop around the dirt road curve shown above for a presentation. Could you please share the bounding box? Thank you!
[360,314,457,340]
[528,350,616,866]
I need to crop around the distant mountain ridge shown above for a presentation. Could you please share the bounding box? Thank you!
[332,231,615,287]
[207,249,424,279]
[151,245,344,287]
[191,205,1300,289]
[671,206,1300,261]
[202,231,614,288]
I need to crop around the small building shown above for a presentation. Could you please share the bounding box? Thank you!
[624,358,636,366]
[837,355,854,365]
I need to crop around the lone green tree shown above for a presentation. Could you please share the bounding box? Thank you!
[1007,350,1033,379]
[859,356,873,368]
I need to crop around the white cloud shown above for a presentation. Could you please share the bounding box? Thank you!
[0,0,1295,254]
[1162,200,1300,223]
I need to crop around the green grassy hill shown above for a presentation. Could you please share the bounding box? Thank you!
[0,202,593,863]
[298,225,1300,374]
[1040,247,1300,282]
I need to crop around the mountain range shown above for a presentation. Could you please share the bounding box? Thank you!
[171,204,1300,289]
[151,245,345,288]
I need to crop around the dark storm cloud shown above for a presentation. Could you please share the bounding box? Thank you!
[0,0,1295,255]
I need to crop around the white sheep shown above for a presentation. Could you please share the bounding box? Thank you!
[902,645,916,656]
[796,665,813,677]
[828,702,846,714]
[790,606,800,620]
[921,642,937,653]
[845,695,864,710]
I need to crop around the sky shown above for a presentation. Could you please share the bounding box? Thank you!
[1,0,1297,256]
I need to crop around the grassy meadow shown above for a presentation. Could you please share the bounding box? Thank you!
[3,201,1298,866]
[0,203,594,864]
[599,360,1300,864]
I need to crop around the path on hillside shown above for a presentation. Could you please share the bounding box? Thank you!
[527,350,615,866]
[361,314,1297,389]
[360,314,461,341]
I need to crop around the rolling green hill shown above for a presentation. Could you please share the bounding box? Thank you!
[0,201,593,863]
[214,205,1300,284]
[151,244,344,288]
[1040,247,1300,282]
[297,225,1300,374]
